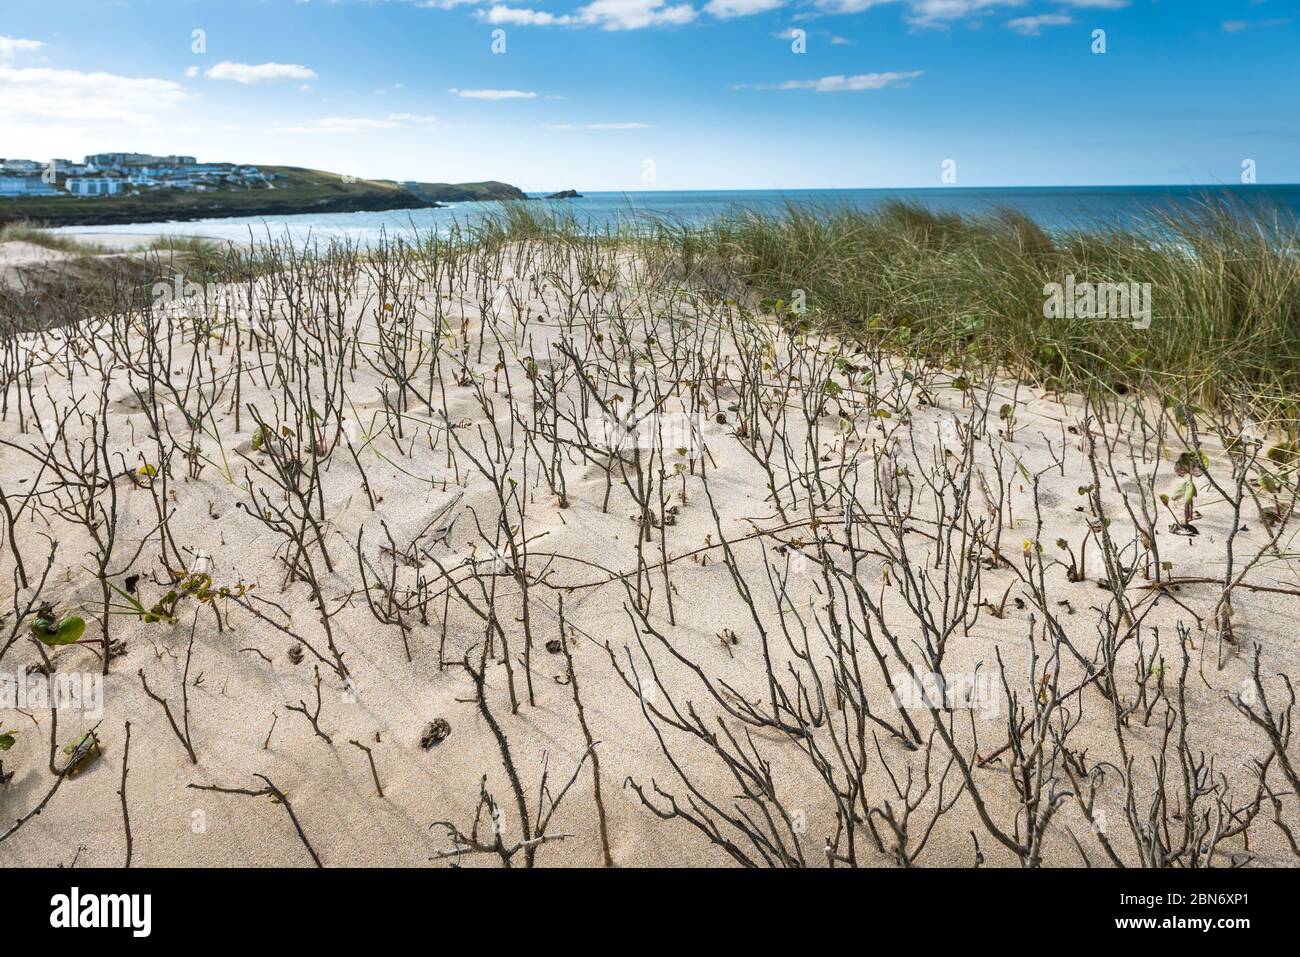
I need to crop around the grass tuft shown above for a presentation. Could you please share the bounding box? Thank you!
[0,221,106,254]
[479,197,1300,428]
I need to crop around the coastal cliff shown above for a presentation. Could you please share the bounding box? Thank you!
[0,166,527,227]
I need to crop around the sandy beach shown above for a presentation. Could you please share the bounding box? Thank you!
[0,240,79,288]
[0,233,1295,869]
[0,233,170,293]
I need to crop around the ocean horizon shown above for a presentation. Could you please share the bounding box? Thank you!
[55,183,1300,246]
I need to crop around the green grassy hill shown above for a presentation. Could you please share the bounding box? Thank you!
[0,167,525,227]
[402,180,528,203]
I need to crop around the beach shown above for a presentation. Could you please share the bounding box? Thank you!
[1,230,1296,868]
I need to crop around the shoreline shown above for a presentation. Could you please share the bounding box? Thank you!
[23,182,1300,250]
[0,194,442,230]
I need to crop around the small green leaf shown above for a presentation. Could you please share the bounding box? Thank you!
[32,615,85,646]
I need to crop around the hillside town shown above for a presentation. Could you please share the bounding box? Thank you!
[0,153,280,199]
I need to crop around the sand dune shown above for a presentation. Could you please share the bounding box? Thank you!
[1,239,1297,868]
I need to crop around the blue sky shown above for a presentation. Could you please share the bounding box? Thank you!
[1,0,1297,190]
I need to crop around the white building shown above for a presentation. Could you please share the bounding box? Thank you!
[0,176,60,196]
[66,176,127,197]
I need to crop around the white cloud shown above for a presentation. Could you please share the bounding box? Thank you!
[205,62,318,84]
[279,113,436,134]
[580,0,697,28]
[482,5,575,24]
[813,0,898,14]
[1007,13,1072,34]
[705,0,785,18]
[481,0,695,29]
[185,65,200,78]
[473,0,1119,30]
[0,66,188,125]
[811,0,1121,28]
[902,0,1016,28]
[745,70,922,92]
[0,36,45,59]
[450,87,538,99]
[602,0,1134,26]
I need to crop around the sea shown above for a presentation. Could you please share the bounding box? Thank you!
[54,184,1300,247]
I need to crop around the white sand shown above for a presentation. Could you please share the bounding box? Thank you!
[0,245,1296,868]
[0,235,164,290]
[41,232,162,252]
[0,241,78,287]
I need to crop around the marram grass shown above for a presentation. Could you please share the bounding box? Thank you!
[483,198,1300,430]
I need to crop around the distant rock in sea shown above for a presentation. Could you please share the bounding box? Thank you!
[545,189,582,199]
